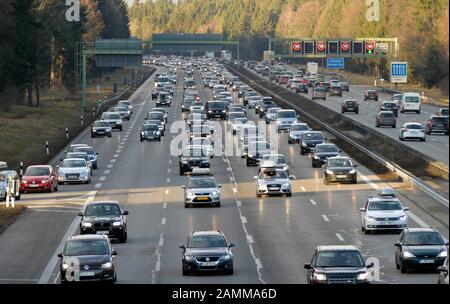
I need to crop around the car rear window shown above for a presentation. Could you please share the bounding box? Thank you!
[404,96,420,103]
[431,117,448,124]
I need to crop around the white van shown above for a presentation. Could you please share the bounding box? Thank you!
[400,92,421,114]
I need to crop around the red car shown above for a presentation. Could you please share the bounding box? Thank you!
[278,75,289,84]
[20,165,58,193]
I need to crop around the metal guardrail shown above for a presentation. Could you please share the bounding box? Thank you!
[227,63,449,209]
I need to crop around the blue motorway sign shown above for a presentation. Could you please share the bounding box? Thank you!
[326,57,345,69]
[391,62,408,83]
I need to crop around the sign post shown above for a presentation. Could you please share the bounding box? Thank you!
[390,62,408,83]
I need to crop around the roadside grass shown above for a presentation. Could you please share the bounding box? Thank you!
[0,206,25,236]
[0,68,136,171]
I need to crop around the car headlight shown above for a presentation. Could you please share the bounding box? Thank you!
[0,186,4,190]
[301,142,307,147]
[357,272,369,281]
[399,215,407,221]
[313,273,327,281]
[403,251,416,258]
[282,182,291,188]
[42,179,49,184]
[349,169,357,174]
[62,263,69,270]
[326,170,334,175]
[222,110,226,113]
[186,190,194,196]
[248,154,253,158]
[113,221,123,227]
[102,262,113,269]
[313,156,320,160]
[367,216,377,221]
[438,251,448,258]
[283,166,289,171]
[184,255,194,262]
[212,191,218,196]
[81,222,92,228]
[221,254,232,261]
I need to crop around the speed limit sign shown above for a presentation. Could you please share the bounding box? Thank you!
[316,41,326,53]
[292,41,302,53]
[341,41,351,53]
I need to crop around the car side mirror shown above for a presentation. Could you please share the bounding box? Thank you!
[253,176,258,180]
[394,242,402,247]
[229,243,236,248]
[56,165,60,168]
[366,262,375,269]
[289,175,295,180]
[96,153,99,155]
[354,164,359,168]
[360,208,366,212]
[122,211,129,216]
[112,250,118,256]
[57,253,63,258]
[304,263,311,270]
[338,150,342,153]
[181,186,187,190]
[438,266,448,273]
[77,212,83,217]
[59,159,63,162]
[403,207,410,211]
[218,185,223,188]
[179,245,186,250]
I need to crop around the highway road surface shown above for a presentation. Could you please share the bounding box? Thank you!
[0,62,448,285]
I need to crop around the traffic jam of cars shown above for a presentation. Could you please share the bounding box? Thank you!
[1,55,447,285]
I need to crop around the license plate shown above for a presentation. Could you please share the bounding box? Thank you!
[96,231,109,235]
[67,175,77,179]
[381,222,395,226]
[348,107,353,110]
[79,271,95,277]
[337,175,347,179]
[197,197,209,201]
[202,262,216,267]
[97,131,104,134]
[29,184,39,188]
[268,187,280,191]
[419,260,435,264]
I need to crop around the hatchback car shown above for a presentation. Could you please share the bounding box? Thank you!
[156,92,171,107]
[295,83,309,94]
[400,123,426,141]
[312,87,327,100]
[288,123,311,144]
[180,231,235,275]
[323,157,358,184]
[425,115,449,135]
[380,101,399,117]
[329,86,343,97]
[265,107,281,124]
[20,165,58,193]
[57,158,92,184]
[312,143,340,168]
[101,112,123,131]
[300,131,326,155]
[341,100,359,114]
[255,168,292,197]
[183,170,221,208]
[395,228,448,273]
[112,106,131,121]
[304,246,373,284]
[364,90,378,101]
[376,111,396,128]
[78,201,128,243]
[73,146,98,169]
[58,235,117,283]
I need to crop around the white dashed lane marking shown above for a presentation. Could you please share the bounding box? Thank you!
[336,233,345,242]
[322,215,330,222]
[310,199,317,205]
[94,183,102,189]
[99,176,106,182]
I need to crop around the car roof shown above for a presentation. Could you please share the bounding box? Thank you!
[86,200,120,206]
[27,165,52,168]
[317,245,359,251]
[68,234,110,241]
[62,158,86,162]
[191,231,223,237]
[404,227,439,233]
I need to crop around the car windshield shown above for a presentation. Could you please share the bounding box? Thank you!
[65,240,109,256]
[114,107,128,112]
[383,103,395,108]
[209,102,226,109]
[260,170,288,179]
[85,203,121,217]
[302,133,324,141]
[404,232,445,246]
[148,113,163,120]
[102,113,120,120]
[291,124,308,131]
[118,101,130,107]
[405,124,423,130]
[431,117,448,123]
[25,167,50,176]
[328,158,353,167]
[94,121,110,127]
[233,118,248,124]
[405,96,420,103]
[186,178,217,188]
[380,112,394,117]
[187,235,227,248]
[73,147,95,156]
[268,108,279,114]
[315,145,338,153]
[278,111,296,118]
[316,251,364,268]
[183,148,207,157]
[143,125,158,131]
[262,155,286,164]
[249,142,271,150]
[228,113,245,120]
[368,200,402,210]
[61,160,85,168]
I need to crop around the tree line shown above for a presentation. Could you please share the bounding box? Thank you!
[0,0,130,110]
[128,0,449,91]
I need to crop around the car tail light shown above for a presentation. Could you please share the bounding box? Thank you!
[402,128,407,132]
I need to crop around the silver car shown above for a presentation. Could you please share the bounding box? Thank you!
[259,154,290,175]
[113,106,131,121]
[118,100,133,114]
[265,107,281,124]
[312,87,326,100]
[182,170,222,208]
[255,168,292,197]
[57,158,92,184]
[101,112,123,131]
[0,170,21,201]
[288,123,311,144]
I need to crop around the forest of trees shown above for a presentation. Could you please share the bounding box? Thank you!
[128,0,449,91]
[0,0,130,109]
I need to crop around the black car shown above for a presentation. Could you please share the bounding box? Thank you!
[206,101,227,120]
[323,156,358,184]
[156,92,171,107]
[380,101,399,117]
[296,83,309,94]
[329,86,343,97]
[243,91,258,107]
[304,245,373,284]
[341,100,359,114]
[179,146,210,175]
[300,131,326,155]
[151,87,164,100]
[181,98,195,113]
[91,121,112,138]
[78,201,129,243]
[312,143,340,168]
[364,90,378,101]
[140,124,161,142]
[426,115,449,135]
[395,227,448,273]
[258,99,277,118]
[58,235,117,284]
[180,231,235,275]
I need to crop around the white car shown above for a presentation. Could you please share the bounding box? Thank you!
[191,137,214,157]
[231,118,251,135]
[360,189,410,234]
[399,123,426,141]
[57,158,92,184]
[118,100,133,114]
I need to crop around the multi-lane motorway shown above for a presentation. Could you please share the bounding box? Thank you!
[0,61,448,284]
